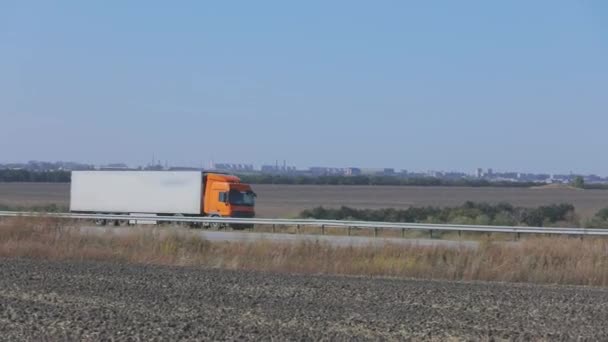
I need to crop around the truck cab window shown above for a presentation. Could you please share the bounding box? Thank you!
[218,192,228,203]
[228,189,256,206]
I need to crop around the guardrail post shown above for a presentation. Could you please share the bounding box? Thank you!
[374,227,378,238]
[429,229,433,239]
[272,224,276,233]
[401,228,405,238]
[458,230,461,239]
[321,225,325,235]
[296,224,300,234]
[348,226,351,236]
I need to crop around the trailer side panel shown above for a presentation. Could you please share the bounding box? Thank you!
[70,171,202,214]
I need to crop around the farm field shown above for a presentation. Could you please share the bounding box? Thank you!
[2,217,608,340]
[2,182,608,219]
[1,258,608,340]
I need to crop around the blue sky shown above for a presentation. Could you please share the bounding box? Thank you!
[1,1,607,174]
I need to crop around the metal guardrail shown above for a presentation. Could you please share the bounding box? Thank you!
[1,211,608,237]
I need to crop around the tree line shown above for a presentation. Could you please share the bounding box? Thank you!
[3,169,608,190]
[0,169,543,187]
[238,174,543,187]
[0,169,71,182]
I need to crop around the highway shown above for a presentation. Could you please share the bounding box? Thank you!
[78,225,478,248]
[4,210,607,237]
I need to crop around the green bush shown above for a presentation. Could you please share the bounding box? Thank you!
[585,208,608,228]
[0,169,70,182]
[300,202,578,227]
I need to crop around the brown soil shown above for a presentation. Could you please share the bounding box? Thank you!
[2,258,608,340]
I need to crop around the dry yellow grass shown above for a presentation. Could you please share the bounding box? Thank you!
[2,217,608,286]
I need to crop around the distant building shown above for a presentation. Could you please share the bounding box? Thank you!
[343,167,362,176]
[261,165,279,173]
[260,161,296,174]
[383,168,395,176]
[0,161,95,171]
[307,167,346,176]
[427,170,439,178]
[309,167,333,176]
[213,163,254,172]
[143,164,164,171]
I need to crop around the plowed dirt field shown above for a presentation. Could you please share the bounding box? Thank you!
[1,258,607,341]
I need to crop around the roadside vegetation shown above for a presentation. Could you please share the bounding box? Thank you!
[4,201,608,229]
[300,202,580,227]
[2,217,608,286]
[585,208,608,228]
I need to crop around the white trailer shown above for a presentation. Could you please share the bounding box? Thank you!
[70,171,203,215]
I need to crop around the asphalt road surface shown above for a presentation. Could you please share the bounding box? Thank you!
[78,225,478,248]
[1,258,608,340]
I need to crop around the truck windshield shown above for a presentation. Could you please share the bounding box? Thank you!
[228,189,256,206]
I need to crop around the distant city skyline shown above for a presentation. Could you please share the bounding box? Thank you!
[1,2,607,174]
[1,159,607,179]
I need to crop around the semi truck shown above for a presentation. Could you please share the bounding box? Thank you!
[69,171,256,227]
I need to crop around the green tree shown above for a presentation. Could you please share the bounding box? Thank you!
[571,176,585,189]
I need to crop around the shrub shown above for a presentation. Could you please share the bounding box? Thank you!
[300,202,578,227]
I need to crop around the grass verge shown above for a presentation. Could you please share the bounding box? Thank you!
[2,217,608,287]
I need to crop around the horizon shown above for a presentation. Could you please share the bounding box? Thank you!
[0,158,602,178]
[2,1,607,174]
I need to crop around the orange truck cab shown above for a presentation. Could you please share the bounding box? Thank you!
[203,173,256,219]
